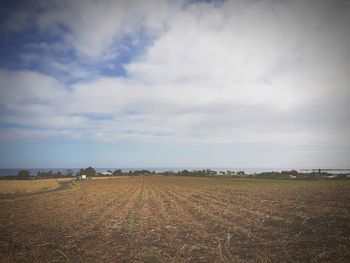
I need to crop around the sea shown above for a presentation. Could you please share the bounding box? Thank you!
[0,167,349,177]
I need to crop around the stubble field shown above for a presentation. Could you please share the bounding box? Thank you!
[0,178,73,196]
[0,176,349,262]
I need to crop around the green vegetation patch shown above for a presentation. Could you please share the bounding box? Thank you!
[269,215,286,226]
[142,249,165,263]
[71,181,80,190]
[123,212,139,234]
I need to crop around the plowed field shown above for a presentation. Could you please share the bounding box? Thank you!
[1,176,349,262]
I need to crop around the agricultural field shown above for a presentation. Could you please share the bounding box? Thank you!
[0,176,349,262]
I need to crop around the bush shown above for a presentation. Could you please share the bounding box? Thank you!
[17,169,30,180]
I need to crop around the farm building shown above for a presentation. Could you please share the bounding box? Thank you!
[76,174,87,180]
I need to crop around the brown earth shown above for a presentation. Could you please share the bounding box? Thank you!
[0,176,349,262]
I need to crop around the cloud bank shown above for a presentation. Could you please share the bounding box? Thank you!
[0,0,350,167]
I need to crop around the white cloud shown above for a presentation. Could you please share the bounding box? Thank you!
[0,0,349,148]
[32,0,178,60]
[0,70,66,103]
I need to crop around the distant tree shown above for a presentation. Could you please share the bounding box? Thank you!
[113,169,122,175]
[36,170,56,179]
[83,167,96,177]
[66,169,74,177]
[180,170,190,176]
[17,169,30,180]
[76,169,84,176]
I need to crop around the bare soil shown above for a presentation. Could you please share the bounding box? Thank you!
[0,176,349,262]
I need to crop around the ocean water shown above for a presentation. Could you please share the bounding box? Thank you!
[1,167,349,177]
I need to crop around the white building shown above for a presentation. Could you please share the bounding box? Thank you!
[77,174,87,180]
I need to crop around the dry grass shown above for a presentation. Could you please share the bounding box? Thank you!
[0,176,349,262]
[0,178,72,195]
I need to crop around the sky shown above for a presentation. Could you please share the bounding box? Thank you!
[0,0,349,169]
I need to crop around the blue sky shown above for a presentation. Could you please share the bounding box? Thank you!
[0,0,349,169]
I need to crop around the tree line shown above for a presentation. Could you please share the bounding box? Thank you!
[1,167,348,180]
